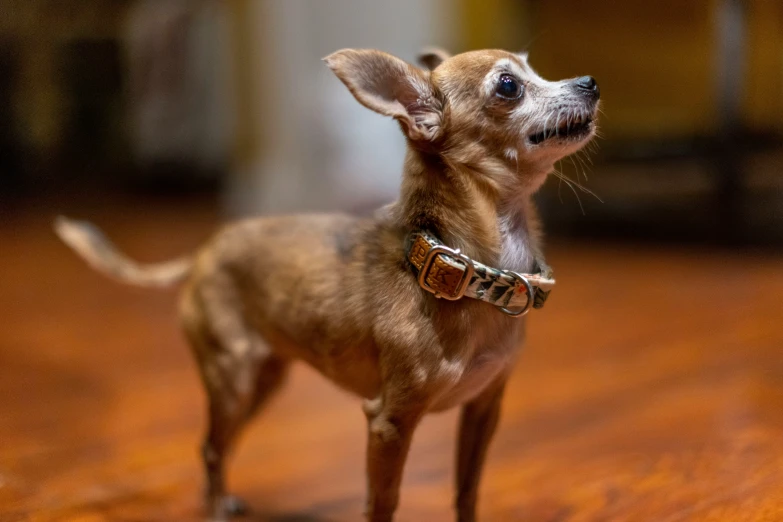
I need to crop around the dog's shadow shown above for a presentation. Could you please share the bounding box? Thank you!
[243,498,354,522]
[249,514,334,522]
[246,510,338,522]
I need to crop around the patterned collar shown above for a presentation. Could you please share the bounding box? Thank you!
[405,231,555,317]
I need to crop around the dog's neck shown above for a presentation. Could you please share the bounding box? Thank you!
[392,147,543,273]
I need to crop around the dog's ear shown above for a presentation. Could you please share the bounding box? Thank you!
[324,49,442,142]
[417,47,450,71]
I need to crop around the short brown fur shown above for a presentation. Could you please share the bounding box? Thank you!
[56,47,599,522]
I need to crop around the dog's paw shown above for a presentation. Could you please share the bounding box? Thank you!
[207,494,249,521]
[223,495,249,517]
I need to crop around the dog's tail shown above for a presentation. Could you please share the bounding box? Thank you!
[54,216,193,288]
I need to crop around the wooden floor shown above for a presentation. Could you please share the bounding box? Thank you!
[2,197,783,522]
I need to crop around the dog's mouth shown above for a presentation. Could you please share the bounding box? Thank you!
[528,113,593,145]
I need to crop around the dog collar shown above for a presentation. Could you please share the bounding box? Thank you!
[406,231,555,317]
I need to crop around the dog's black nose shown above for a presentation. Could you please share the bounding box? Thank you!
[573,76,599,99]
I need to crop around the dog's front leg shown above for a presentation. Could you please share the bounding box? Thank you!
[363,393,426,522]
[455,377,507,522]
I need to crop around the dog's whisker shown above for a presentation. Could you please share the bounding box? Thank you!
[567,156,581,185]
[553,171,585,215]
[573,151,590,180]
[553,166,566,204]
[554,171,603,204]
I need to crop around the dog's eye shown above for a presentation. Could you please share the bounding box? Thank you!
[496,74,522,99]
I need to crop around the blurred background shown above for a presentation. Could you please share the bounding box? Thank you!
[3,2,783,521]
[2,0,782,244]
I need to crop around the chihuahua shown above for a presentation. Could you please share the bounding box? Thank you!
[56,47,599,522]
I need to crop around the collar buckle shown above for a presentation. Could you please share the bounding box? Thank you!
[418,245,475,300]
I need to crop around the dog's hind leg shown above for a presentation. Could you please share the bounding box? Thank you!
[182,286,289,521]
[201,350,288,521]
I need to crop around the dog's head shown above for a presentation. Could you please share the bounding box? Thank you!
[325,47,599,193]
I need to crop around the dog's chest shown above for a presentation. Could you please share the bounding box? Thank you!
[427,209,534,411]
[428,324,523,412]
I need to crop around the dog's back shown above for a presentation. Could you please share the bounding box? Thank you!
[185,214,396,398]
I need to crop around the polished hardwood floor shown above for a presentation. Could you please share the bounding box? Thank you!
[2,197,782,521]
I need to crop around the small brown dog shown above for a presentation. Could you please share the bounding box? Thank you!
[56,47,599,522]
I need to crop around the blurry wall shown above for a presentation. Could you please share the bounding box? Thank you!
[125,0,233,175]
[223,0,458,216]
[0,0,132,190]
[1,0,781,245]
[0,0,231,196]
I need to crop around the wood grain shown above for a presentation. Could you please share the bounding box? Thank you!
[2,197,782,522]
